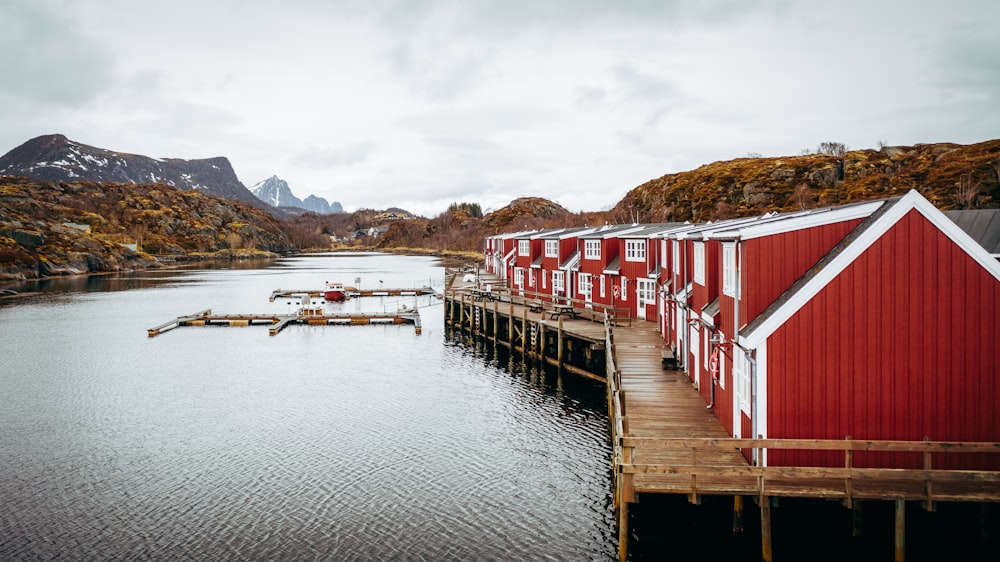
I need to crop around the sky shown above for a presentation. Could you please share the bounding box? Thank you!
[2,0,998,217]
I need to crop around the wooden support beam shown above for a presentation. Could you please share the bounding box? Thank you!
[733,495,744,533]
[761,496,773,562]
[895,499,906,562]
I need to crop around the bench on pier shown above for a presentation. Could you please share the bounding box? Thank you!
[661,348,677,369]
[470,288,497,302]
[528,299,544,312]
[550,304,577,320]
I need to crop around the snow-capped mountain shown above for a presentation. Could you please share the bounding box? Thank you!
[250,175,343,214]
[0,134,264,208]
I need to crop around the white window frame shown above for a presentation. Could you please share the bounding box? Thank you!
[541,270,547,289]
[518,240,530,256]
[693,241,705,285]
[579,273,592,302]
[621,278,628,302]
[722,242,736,297]
[514,267,524,287]
[584,240,601,260]
[625,240,645,262]
[672,240,681,274]
[735,351,751,414]
[545,239,558,257]
[718,349,726,390]
[599,275,606,298]
[552,271,565,294]
[704,327,711,370]
[636,278,655,306]
[528,269,535,288]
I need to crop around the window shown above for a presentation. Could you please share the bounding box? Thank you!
[514,268,524,287]
[518,240,529,256]
[552,271,565,294]
[584,240,601,260]
[599,275,606,298]
[579,273,592,301]
[625,240,645,262]
[672,240,680,274]
[722,242,736,297]
[636,279,655,305]
[621,278,627,302]
[693,242,705,285]
[541,270,547,289]
[528,269,535,288]
[545,240,558,257]
[735,351,751,414]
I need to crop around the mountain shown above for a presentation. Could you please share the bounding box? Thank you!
[0,176,293,280]
[0,134,265,209]
[613,140,1000,223]
[249,175,343,214]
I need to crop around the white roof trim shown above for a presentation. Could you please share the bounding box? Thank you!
[711,200,885,241]
[739,190,1000,349]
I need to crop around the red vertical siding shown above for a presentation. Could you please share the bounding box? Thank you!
[766,210,1000,468]
[740,219,864,328]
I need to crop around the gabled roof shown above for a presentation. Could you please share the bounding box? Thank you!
[739,190,1000,349]
[529,228,565,240]
[539,226,599,240]
[560,249,580,271]
[945,209,1000,256]
[619,223,688,239]
[530,255,543,268]
[709,199,886,241]
[579,224,646,239]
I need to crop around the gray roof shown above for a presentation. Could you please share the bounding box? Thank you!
[945,210,1000,255]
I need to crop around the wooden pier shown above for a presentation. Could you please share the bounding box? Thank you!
[148,308,422,337]
[269,286,438,301]
[444,275,1000,562]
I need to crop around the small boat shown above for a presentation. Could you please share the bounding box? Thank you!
[323,281,348,302]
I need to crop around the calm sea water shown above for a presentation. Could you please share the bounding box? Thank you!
[0,253,617,561]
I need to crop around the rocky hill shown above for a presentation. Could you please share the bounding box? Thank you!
[0,134,266,209]
[250,175,343,214]
[0,177,293,281]
[614,140,1000,223]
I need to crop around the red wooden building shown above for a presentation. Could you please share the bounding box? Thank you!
[713,191,1000,468]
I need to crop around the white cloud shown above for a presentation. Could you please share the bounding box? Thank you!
[1,0,998,218]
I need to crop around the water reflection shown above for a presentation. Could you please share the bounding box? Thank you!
[0,253,617,561]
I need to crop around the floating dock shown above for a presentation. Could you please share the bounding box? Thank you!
[269,286,438,301]
[148,308,421,337]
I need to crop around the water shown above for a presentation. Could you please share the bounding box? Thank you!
[0,253,617,561]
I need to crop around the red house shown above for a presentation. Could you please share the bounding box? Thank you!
[574,225,644,310]
[715,190,1000,468]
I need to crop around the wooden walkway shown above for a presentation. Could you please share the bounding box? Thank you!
[446,271,1000,561]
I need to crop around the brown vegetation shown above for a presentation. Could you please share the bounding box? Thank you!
[614,140,1000,223]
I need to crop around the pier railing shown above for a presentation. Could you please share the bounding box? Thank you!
[619,436,1000,505]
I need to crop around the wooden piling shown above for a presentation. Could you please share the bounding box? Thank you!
[761,496,773,562]
[895,499,906,562]
[733,495,744,533]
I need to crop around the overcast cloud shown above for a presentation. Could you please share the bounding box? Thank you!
[1,0,997,216]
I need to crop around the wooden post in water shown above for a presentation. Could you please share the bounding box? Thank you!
[459,292,466,331]
[557,314,564,369]
[895,500,906,562]
[492,299,498,342]
[761,496,773,562]
[521,305,527,351]
[508,302,514,345]
[733,495,744,533]
[538,321,546,361]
